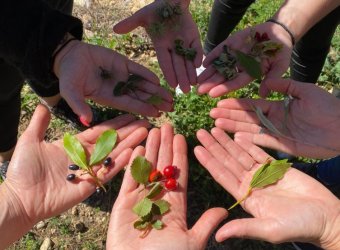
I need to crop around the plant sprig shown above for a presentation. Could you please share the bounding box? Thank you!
[63,129,117,192]
[174,39,197,61]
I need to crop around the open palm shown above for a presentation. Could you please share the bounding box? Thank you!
[113,0,203,93]
[194,127,340,248]
[106,124,227,250]
[4,105,149,225]
[210,79,340,158]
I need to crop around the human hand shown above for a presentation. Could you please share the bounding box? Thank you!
[197,22,293,97]
[1,104,149,246]
[210,78,340,158]
[194,128,340,249]
[106,124,227,250]
[113,0,203,93]
[53,40,173,124]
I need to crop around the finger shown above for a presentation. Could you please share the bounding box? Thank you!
[156,48,177,88]
[113,8,146,34]
[234,132,290,160]
[197,65,216,84]
[216,218,281,243]
[131,89,173,112]
[157,124,174,170]
[217,98,280,114]
[197,72,225,95]
[234,133,274,163]
[171,51,191,93]
[211,127,255,170]
[262,78,304,98]
[127,61,160,85]
[135,80,173,103]
[190,208,228,248]
[210,108,260,124]
[111,127,149,160]
[203,43,225,67]
[208,72,253,98]
[196,129,245,179]
[214,118,262,134]
[115,119,150,141]
[24,104,51,141]
[192,39,204,68]
[185,59,197,85]
[194,145,240,196]
[145,128,161,169]
[119,146,146,194]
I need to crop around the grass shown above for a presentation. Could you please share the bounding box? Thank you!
[11,0,340,249]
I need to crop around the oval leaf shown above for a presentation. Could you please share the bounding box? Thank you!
[153,199,170,215]
[146,182,163,199]
[63,133,88,169]
[235,50,262,80]
[133,198,153,217]
[250,159,292,189]
[131,156,152,185]
[89,129,117,166]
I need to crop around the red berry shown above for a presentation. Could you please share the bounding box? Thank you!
[149,170,163,183]
[163,165,177,178]
[255,32,261,42]
[165,178,177,191]
[261,32,269,41]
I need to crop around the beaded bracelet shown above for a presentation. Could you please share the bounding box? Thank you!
[267,18,296,46]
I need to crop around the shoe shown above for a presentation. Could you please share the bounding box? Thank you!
[50,98,103,131]
[0,161,9,181]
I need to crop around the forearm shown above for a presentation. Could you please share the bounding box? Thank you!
[0,184,33,249]
[272,0,339,41]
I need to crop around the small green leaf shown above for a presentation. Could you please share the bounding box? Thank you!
[146,182,163,199]
[133,198,153,217]
[152,220,163,230]
[63,133,88,169]
[134,220,150,230]
[250,159,292,189]
[146,95,163,105]
[131,156,152,185]
[235,50,262,80]
[113,81,127,96]
[153,199,170,215]
[89,130,117,166]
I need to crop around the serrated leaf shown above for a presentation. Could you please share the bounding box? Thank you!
[63,133,88,169]
[89,130,117,166]
[146,182,163,199]
[153,199,170,215]
[146,95,163,105]
[235,50,262,80]
[250,159,292,189]
[152,220,163,230]
[134,220,150,230]
[131,156,152,185]
[133,198,153,217]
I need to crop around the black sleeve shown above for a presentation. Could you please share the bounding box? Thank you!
[0,0,83,86]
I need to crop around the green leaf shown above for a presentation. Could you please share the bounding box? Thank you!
[146,182,163,199]
[153,199,170,215]
[132,198,153,217]
[89,129,117,166]
[146,95,163,105]
[250,159,292,189]
[131,156,152,185]
[235,50,262,80]
[134,220,150,230]
[152,220,163,230]
[63,133,88,169]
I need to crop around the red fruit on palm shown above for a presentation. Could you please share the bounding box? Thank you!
[163,165,177,178]
[165,178,177,191]
[149,170,163,183]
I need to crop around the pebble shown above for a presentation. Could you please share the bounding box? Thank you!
[71,206,79,216]
[36,221,46,230]
[40,237,53,250]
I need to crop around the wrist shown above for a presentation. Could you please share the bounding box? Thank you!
[0,183,34,248]
[320,205,340,250]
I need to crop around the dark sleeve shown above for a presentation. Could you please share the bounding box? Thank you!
[0,0,83,86]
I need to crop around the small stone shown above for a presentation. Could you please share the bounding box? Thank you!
[50,228,56,235]
[75,222,87,233]
[71,206,79,216]
[36,221,46,230]
[40,237,53,250]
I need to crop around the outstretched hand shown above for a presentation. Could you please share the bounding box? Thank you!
[54,40,173,123]
[114,0,203,93]
[210,78,340,158]
[197,22,293,97]
[106,124,227,250]
[194,127,340,249]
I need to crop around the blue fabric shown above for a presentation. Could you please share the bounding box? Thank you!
[317,156,340,186]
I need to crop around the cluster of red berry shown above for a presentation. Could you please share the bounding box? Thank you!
[254,31,269,42]
[149,165,178,191]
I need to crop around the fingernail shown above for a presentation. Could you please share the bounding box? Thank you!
[79,116,90,127]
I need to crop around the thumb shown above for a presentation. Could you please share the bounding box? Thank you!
[261,78,303,98]
[190,208,228,248]
[23,104,51,141]
[113,8,146,34]
[216,218,279,243]
[260,61,287,97]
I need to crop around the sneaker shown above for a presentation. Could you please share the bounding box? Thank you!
[50,98,103,131]
[0,161,9,181]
